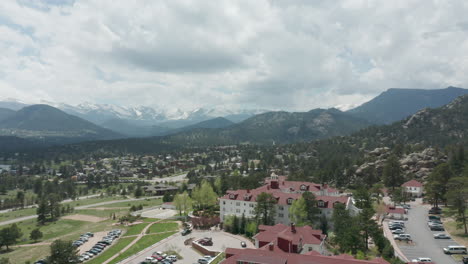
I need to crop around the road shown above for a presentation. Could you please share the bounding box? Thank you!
[123,230,254,264]
[0,196,161,226]
[389,201,459,264]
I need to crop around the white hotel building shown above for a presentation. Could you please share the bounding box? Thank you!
[219,174,359,225]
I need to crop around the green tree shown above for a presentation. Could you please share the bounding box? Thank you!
[239,213,247,234]
[191,180,217,210]
[245,221,258,237]
[173,191,193,216]
[30,228,43,243]
[0,258,10,264]
[254,192,277,225]
[446,176,468,234]
[353,187,372,209]
[48,239,79,264]
[134,186,143,198]
[302,192,320,224]
[289,197,308,226]
[0,224,23,251]
[358,207,379,250]
[426,163,453,207]
[382,155,403,191]
[16,191,25,208]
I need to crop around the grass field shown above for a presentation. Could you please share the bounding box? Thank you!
[12,218,116,245]
[146,222,179,234]
[109,232,177,264]
[97,198,162,209]
[124,223,150,237]
[0,207,37,222]
[1,244,49,263]
[74,208,129,218]
[87,236,137,264]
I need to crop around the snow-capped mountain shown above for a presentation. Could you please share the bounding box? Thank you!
[0,99,267,128]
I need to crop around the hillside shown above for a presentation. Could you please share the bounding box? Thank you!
[348,86,468,124]
[0,108,15,122]
[0,104,122,142]
[348,94,468,148]
[164,108,371,145]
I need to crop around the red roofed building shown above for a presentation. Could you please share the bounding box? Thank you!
[385,205,406,220]
[220,174,359,225]
[401,179,424,197]
[221,247,390,264]
[254,223,326,254]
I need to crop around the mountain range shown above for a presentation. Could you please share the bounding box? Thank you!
[347,86,468,124]
[0,86,467,150]
[0,105,121,143]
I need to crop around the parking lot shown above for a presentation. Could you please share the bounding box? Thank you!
[387,201,461,263]
[123,229,254,264]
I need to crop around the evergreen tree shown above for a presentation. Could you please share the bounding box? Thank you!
[48,240,79,264]
[447,176,468,234]
[302,192,320,224]
[239,213,247,235]
[254,192,277,225]
[382,155,403,191]
[30,228,43,242]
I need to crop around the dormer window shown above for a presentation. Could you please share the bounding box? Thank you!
[317,200,325,207]
[229,194,236,199]
[300,184,307,191]
[287,198,294,205]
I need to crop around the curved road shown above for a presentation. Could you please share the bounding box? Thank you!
[0,196,161,226]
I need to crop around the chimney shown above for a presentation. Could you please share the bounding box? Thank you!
[247,189,250,193]
[269,243,274,251]
[290,223,296,233]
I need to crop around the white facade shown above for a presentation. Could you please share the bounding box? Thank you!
[404,185,423,197]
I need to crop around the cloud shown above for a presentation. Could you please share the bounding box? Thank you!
[1,0,468,111]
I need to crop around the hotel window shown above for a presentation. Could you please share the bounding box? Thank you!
[287,198,293,205]
[249,203,255,208]
[236,209,240,213]
[279,206,284,210]
[236,202,241,206]
[278,213,284,218]
[318,200,324,207]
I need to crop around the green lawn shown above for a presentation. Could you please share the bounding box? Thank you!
[109,232,176,264]
[97,198,162,208]
[65,196,125,207]
[123,223,150,236]
[12,218,115,245]
[74,208,129,218]
[0,207,37,222]
[87,236,137,264]
[146,222,179,234]
[1,244,49,263]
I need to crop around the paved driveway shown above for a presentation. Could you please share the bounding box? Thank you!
[390,202,460,263]
[123,230,254,264]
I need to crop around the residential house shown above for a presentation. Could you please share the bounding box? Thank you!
[401,180,423,197]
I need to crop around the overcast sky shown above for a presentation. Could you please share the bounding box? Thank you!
[1,0,468,111]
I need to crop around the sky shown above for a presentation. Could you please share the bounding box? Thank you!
[1,0,468,112]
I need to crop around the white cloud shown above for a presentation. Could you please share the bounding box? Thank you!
[1,0,468,111]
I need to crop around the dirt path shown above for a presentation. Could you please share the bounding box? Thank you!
[102,220,163,264]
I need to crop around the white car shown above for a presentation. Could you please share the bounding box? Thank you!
[411,257,432,262]
[168,255,178,261]
[433,233,450,239]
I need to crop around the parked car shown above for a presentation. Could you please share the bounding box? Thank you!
[428,215,441,221]
[181,228,191,236]
[463,256,468,264]
[199,237,213,246]
[389,224,404,230]
[167,255,178,262]
[241,241,247,248]
[394,234,411,241]
[433,233,450,239]
[429,207,442,214]
[198,258,209,264]
[430,225,444,231]
[443,245,467,254]
[392,229,405,234]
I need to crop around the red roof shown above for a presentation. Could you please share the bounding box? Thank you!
[223,248,390,264]
[385,206,405,215]
[221,178,347,206]
[254,224,325,249]
[402,180,423,187]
